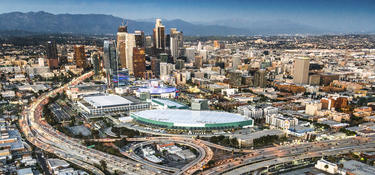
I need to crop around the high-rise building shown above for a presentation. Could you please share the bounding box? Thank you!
[160,62,169,77]
[293,57,310,84]
[45,41,59,69]
[228,71,242,87]
[117,23,128,69]
[165,34,170,50]
[170,28,184,59]
[185,48,196,63]
[232,55,241,70]
[103,40,118,87]
[145,36,152,48]
[91,52,101,76]
[153,19,165,50]
[74,45,86,68]
[151,57,161,77]
[134,30,145,48]
[159,53,169,63]
[175,59,185,70]
[118,42,127,68]
[126,33,136,74]
[254,69,267,88]
[199,50,208,63]
[195,56,203,69]
[59,46,68,66]
[160,62,174,79]
[132,47,146,78]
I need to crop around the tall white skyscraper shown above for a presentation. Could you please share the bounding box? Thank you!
[170,28,184,59]
[154,19,165,50]
[125,33,136,74]
[293,57,310,84]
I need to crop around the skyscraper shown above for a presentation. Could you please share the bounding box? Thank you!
[293,57,310,84]
[159,53,169,63]
[254,69,267,88]
[103,40,117,87]
[153,19,165,50]
[118,42,127,68]
[170,28,184,59]
[74,45,86,68]
[151,57,161,78]
[132,47,146,78]
[134,30,145,48]
[195,56,203,69]
[45,41,59,69]
[91,52,100,76]
[117,22,128,69]
[59,45,68,66]
[175,59,185,70]
[126,33,136,74]
[145,36,152,48]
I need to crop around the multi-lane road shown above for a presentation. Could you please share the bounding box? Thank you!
[200,136,375,175]
[19,70,375,175]
[20,71,167,175]
[19,71,215,175]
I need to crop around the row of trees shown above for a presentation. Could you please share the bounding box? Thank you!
[253,135,286,148]
[209,135,239,148]
[111,127,141,138]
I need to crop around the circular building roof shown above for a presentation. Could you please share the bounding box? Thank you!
[131,109,252,129]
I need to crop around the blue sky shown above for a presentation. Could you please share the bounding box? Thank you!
[1,0,375,32]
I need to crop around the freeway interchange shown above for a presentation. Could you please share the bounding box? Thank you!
[20,72,164,175]
[18,70,375,175]
[200,136,375,175]
[19,71,214,175]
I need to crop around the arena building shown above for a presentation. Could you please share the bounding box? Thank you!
[131,109,253,130]
[78,94,149,115]
[136,87,177,98]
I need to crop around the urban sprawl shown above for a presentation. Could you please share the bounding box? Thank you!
[1,19,375,175]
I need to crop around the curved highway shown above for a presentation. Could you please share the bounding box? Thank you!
[19,71,166,175]
[200,136,375,175]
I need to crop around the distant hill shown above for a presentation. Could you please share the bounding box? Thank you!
[0,11,353,36]
[0,11,252,36]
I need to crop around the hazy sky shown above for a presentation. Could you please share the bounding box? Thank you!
[1,0,374,31]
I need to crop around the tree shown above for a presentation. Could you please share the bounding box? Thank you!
[100,160,107,170]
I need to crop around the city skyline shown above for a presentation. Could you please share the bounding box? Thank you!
[1,1,375,175]
[1,0,374,33]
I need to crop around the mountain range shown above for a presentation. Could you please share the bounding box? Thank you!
[0,11,369,36]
